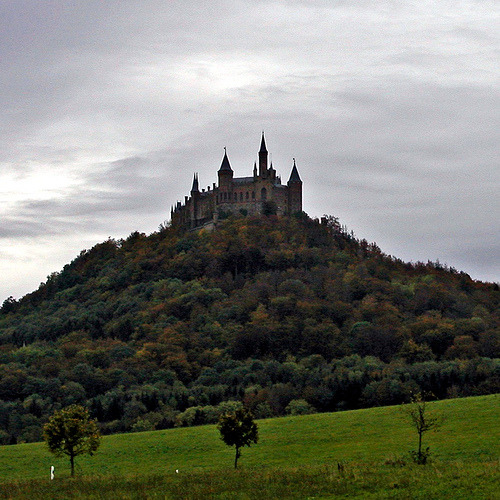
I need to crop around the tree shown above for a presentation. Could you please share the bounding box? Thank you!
[285,399,315,416]
[0,296,18,314]
[401,393,441,464]
[217,407,258,469]
[262,200,277,216]
[43,405,100,477]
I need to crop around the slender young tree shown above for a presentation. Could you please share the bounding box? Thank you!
[43,405,101,477]
[402,393,441,464]
[217,408,258,469]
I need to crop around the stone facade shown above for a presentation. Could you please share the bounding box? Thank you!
[171,134,302,229]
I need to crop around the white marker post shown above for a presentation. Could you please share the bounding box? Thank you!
[50,465,55,480]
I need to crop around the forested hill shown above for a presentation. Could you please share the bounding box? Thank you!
[0,213,498,444]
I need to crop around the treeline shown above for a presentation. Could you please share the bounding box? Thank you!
[0,352,498,443]
[0,213,498,443]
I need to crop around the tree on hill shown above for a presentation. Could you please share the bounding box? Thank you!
[217,407,258,469]
[43,405,101,477]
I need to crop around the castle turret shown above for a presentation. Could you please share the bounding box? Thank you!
[191,173,199,194]
[287,158,302,214]
[218,148,233,206]
[259,132,268,178]
[269,162,276,181]
[189,173,201,226]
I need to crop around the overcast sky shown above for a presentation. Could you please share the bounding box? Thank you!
[1,0,499,301]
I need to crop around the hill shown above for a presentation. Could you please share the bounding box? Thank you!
[0,395,498,498]
[0,213,498,443]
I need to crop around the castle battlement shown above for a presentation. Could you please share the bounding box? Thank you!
[171,134,302,229]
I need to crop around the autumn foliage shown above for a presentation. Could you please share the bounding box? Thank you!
[0,213,498,443]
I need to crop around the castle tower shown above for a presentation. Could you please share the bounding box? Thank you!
[218,148,233,205]
[259,132,268,178]
[287,159,302,214]
[190,173,199,194]
[190,173,200,226]
[218,149,233,184]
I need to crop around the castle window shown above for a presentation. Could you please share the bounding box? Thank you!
[252,191,255,199]
[234,192,237,201]
[216,195,218,203]
[246,192,249,200]
[261,187,267,200]
[240,192,243,201]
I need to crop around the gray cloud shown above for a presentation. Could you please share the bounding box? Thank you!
[1,0,499,300]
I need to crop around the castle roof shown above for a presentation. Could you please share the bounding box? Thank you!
[259,132,267,153]
[218,149,233,172]
[233,177,254,185]
[288,159,302,183]
[191,173,199,192]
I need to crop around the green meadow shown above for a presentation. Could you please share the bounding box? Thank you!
[0,394,498,499]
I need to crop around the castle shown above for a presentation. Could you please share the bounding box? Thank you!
[171,133,302,230]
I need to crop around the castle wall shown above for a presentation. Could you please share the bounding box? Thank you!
[272,186,288,215]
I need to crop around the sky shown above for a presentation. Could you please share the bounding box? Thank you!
[1,0,499,301]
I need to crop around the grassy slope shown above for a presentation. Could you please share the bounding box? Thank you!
[1,394,498,478]
[0,395,498,498]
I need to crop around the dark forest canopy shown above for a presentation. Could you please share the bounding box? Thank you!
[0,213,498,444]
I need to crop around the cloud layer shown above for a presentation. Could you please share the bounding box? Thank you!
[1,0,499,299]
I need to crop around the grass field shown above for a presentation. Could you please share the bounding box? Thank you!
[0,394,498,498]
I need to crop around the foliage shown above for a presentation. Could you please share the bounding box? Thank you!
[217,407,258,468]
[286,399,315,415]
[43,405,100,477]
[0,214,498,441]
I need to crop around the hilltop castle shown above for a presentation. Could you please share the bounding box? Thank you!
[171,134,302,229]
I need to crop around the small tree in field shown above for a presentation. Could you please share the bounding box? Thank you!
[43,405,100,477]
[217,408,258,469]
[402,393,441,464]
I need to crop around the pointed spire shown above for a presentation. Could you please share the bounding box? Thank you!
[253,161,257,177]
[288,158,302,183]
[191,172,199,192]
[270,161,275,177]
[259,131,267,153]
[258,133,268,177]
[219,147,233,172]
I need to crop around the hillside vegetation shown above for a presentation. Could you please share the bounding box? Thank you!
[0,395,498,498]
[0,214,498,443]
